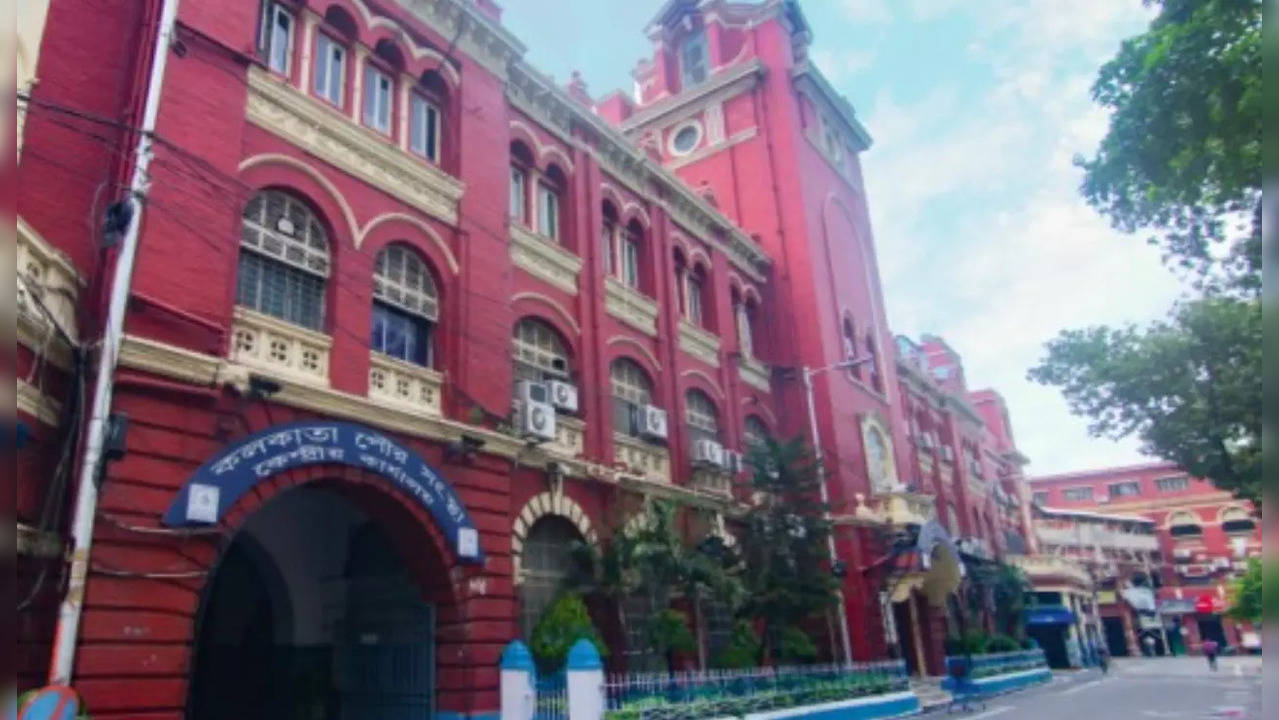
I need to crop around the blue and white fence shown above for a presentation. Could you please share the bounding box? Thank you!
[500,640,921,720]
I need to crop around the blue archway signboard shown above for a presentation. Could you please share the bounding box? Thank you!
[161,421,484,564]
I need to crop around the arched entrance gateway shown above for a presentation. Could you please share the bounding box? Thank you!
[161,422,485,720]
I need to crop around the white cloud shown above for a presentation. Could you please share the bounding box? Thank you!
[811,47,877,83]
[839,0,893,25]
[859,1,1184,475]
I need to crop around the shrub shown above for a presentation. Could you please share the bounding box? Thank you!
[713,620,763,668]
[1020,637,1038,650]
[778,625,818,663]
[529,592,606,672]
[985,634,1021,652]
[945,629,990,656]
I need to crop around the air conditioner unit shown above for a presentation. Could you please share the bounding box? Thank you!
[1173,548,1192,560]
[636,404,668,440]
[547,379,579,413]
[692,439,725,468]
[941,446,954,462]
[549,357,570,378]
[1211,556,1231,569]
[515,381,557,441]
[918,433,934,449]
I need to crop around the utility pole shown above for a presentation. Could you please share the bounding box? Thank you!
[800,357,873,665]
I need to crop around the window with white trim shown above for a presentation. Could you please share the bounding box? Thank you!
[684,268,705,327]
[257,1,294,75]
[600,207,617,275]
[736,300,755,359]
[371,244,437,367]
[537,181,560,240]
[680,29,708,88]
[512,318,569,384]
[510,165,528,223]
[1109,481,1141,498]
[619,225,640,289]
[314,33,346,106]
[409,94,441,163]
[1061,486,1093,502]
[1155,476,1190,493]
[362,62,393,134]
[685,389,719,446]
[742,415,769,451]
[611,358,653,436]
[237,190,330,331]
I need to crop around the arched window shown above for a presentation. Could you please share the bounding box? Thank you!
[536,165,566,242]
[411,69,449,166]
[519,516,584,638]
[1167,510,1202,537]
[685,389,720,447]
[510,141,534,225]
[618,219,643,290]
[734,295,759,359]
[1220,506,1255,535]
[237,190,330,331]
[512,318,569,383]
[684,264,707,327]
[600,202,619,276]
[362,40,403,136]
[371,244,437,366]
[313,7,355,107]
[742,415,770,451]
[610,358,653,437]
[841,317,862,381]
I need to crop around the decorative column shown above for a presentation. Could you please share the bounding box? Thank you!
[566,638,605,720]
[500,640,536,720]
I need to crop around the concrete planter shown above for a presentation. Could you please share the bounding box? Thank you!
[708,690,921,720]
[941,667,1051,695]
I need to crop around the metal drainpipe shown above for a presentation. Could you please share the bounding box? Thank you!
[48,0,181,685]
[803,366,854,664]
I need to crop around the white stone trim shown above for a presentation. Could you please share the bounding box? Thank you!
[511,491,597,584]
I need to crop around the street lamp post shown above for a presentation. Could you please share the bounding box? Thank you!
[800,357,874,665]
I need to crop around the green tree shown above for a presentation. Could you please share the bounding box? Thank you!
[1078,0,1261,293]
[1225,556,1263,624]
[1029,297,1261,503]
[737,437,839,662]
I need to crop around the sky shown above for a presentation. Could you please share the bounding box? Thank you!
[499,0,1189,477]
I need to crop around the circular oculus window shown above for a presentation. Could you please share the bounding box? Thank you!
[669,121,702,156]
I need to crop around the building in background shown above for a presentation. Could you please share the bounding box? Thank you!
[1025,506,1161,660]
[1029,463,1260,655]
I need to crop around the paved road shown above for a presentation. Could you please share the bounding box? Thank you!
[942,656,1263,720]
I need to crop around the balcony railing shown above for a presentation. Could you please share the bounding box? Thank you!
[368,352,443,417]
[613,432,671,484]
[738,355,770,392]
[510,223,583,294]
[1009,554,1091,587]
[604,277,659,337]
[849,490,935,526]
[678,321,721,367]
[691,467,733,498]
[1035,525,1158,552]
[547,416,586,459]
[230,307,331,385]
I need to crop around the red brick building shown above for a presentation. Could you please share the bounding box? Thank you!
[1029,463,1261,655]
[17,0,1038,715]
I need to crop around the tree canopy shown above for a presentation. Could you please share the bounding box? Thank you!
[1078,0,1261,293]
[1224,556,1264,625]
[1030,297,1260,503]
[1035,0,1261,504]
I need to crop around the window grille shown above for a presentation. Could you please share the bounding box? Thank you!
[237,191,330,330]
[610,359,652,436]
[519,517,582,639]
[512,319,568,383]
[685,390,719,445]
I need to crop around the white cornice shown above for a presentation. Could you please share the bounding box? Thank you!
[790,60,872,151]
[619,59,764,132]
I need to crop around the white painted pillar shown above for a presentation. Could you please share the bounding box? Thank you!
[566,638,605,720]
[500,640,536,720]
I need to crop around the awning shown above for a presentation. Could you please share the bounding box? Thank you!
[1025,605,1077,626]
